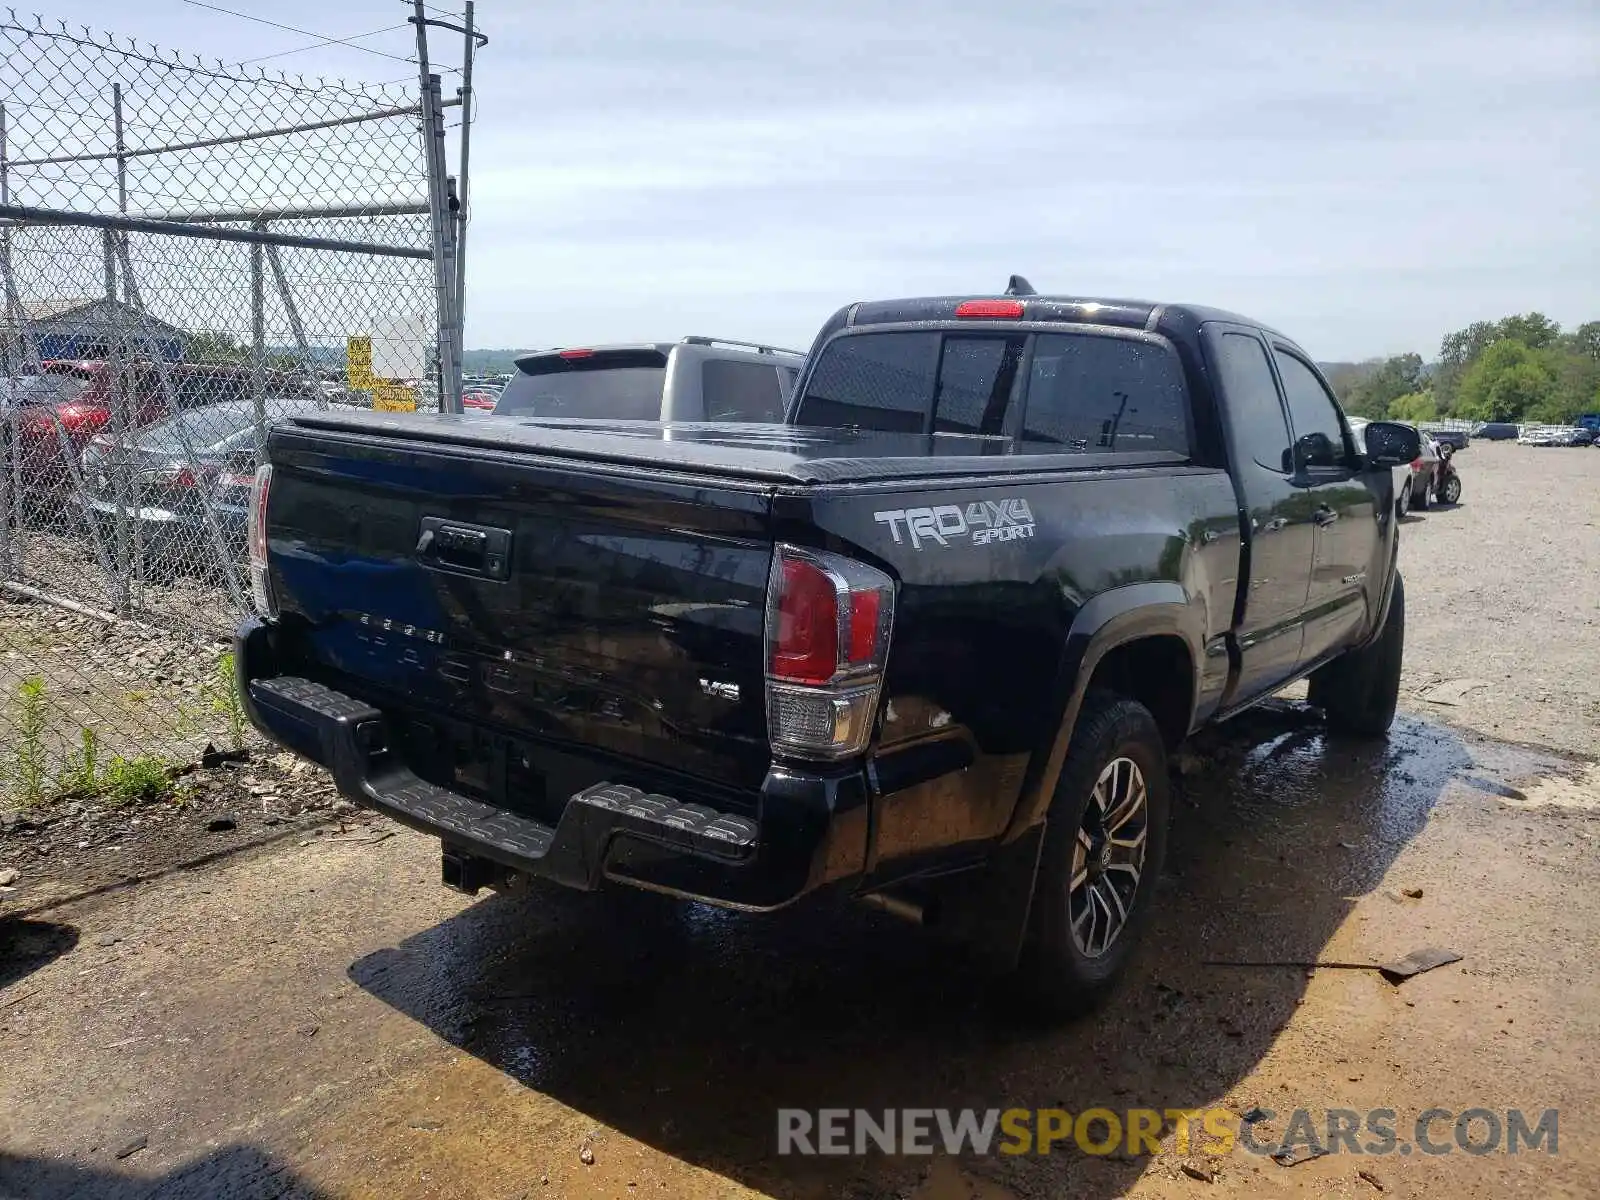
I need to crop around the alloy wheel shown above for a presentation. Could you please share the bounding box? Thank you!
[1068,756,1150,958]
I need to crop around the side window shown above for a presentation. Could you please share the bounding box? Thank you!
[793,332,937,433]
[1214,332,1293,473]
[1273,350,1349,470]
[701,359,785,422]
[933,336,1024,435]
[1021,334,1189,454]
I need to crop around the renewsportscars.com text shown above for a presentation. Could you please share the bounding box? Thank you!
[776,1107,1558,1158]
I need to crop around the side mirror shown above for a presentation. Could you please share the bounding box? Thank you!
[1361,420,1422,468]
[1291,430,1337,472]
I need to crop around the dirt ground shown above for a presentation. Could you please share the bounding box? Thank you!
[2,442,1598,1199]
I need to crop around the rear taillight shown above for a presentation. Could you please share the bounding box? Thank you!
[247,464,276,617]
[56,403,107,432]
[764,544,894,759]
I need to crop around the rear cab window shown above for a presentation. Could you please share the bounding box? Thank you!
[700,358,788,422]
[496,349,668,420]
[792,328,1191,456]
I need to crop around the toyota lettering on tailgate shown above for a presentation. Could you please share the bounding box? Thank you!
[873,499,1036,550]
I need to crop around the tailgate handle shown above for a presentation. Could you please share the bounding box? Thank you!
[416,516,512,581]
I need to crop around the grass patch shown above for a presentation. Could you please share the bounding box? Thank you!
[101,755,173,806]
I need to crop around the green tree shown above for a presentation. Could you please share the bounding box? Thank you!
[1341,353,1424,418]
[1386,391,1438,423]
[1496,312,1561,350]
[1540,348,1600,422]
[1435,313,1562,410]
[1564,321,1600,363]
[1454,339,1556,422]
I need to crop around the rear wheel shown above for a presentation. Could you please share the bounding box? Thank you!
[1309,573,1405,737]
[1412,477,1430,510]
[1015,691,1170,1020]
[1438,473,1461,504]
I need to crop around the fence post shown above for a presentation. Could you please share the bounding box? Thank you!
[250,220,268,458]
[453,1,475,390]
[412,2,461,413]
[113,82,127,215]
[0,99,13,581]
[103,228,132,615]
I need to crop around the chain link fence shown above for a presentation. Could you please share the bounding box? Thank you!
[0,10,468,805]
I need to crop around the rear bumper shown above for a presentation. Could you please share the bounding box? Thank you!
[235,618,869,909]
[79,494,248,549]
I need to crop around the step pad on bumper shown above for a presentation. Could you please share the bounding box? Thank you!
[576,784,758,852]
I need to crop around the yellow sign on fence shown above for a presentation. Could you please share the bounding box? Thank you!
[346,336,374,389]
[372,382,417,412]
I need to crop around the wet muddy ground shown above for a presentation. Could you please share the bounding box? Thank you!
[2,443,1598,1199]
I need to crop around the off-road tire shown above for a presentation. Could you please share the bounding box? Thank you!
[1309,572,1405,737]
[1014,691,1170,1021]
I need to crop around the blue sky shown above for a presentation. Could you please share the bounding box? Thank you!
[28,0,1600,360]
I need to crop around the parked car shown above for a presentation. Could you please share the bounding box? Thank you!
[80,397,326,577]
[1474,422,1520,440]
[1519,425,1589,447]
[6,360,315,507]
[1406,434,1442,508]
[0,371,93,413]
[1420,425,1469,456]
[460,388,499,412]
[236,287,1417,1019]
[492,336,804,423]
[1350,417,1412,517]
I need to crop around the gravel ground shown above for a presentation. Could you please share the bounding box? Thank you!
[1395,441,1600,756]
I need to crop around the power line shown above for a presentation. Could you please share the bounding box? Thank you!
[235,22,411,68]
[179,1,434,69]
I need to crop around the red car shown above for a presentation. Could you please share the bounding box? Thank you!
[5,361,309,505]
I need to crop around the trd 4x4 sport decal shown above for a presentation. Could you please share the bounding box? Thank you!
[873,499,1036,550]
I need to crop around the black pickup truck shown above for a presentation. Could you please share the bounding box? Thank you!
[235,290,1420,1016]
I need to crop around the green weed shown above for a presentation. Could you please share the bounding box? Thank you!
[12,675,49,807]
[211,652,247,752]
[101,755,173,806]
[56,725,100,796]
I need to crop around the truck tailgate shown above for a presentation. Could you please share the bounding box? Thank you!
[262,420,776,799]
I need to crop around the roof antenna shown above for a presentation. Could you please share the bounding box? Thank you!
[1005,274,1036,297]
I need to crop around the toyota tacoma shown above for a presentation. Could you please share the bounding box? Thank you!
[234,287,1419,1016]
